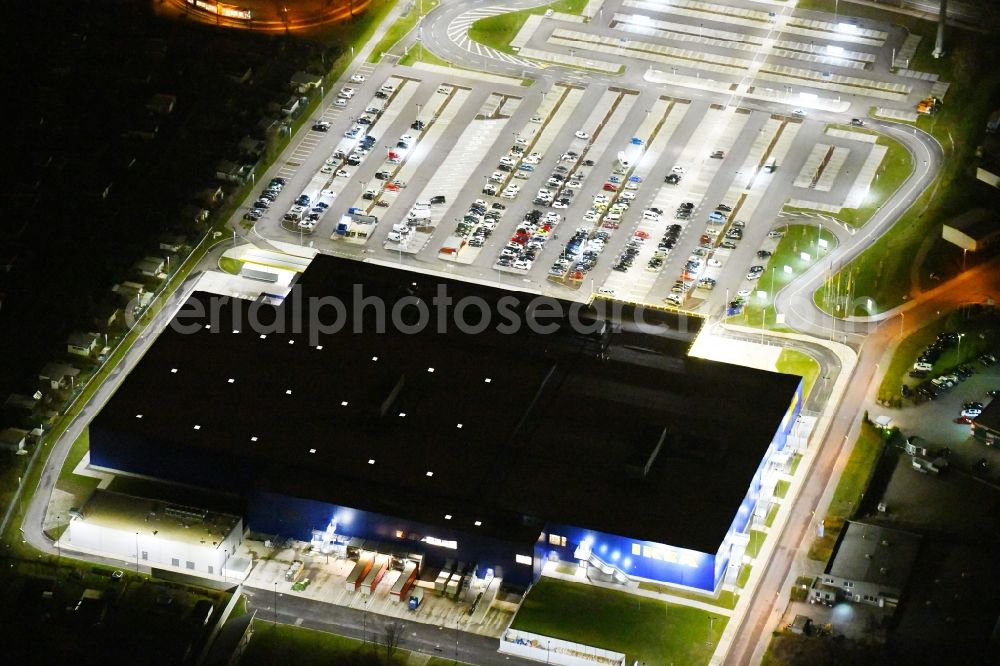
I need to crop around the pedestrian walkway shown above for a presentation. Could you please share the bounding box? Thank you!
[843,143,887,207]
[517,46,621,72]
[510,14,543,50]
[826,127,878,144]
[409,61,526,87]
[874,106,919,122]
[612,14,874,70]
[894,33,921,68]
[581,0,605,19]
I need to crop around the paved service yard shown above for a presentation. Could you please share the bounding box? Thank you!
[240,539,515,638]
[239,0,943,323]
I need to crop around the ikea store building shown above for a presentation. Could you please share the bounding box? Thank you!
[88,256,802,594]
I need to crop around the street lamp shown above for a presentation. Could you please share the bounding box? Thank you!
[957,333,965,363]
[135,532,140,574]
[273,581,278,626]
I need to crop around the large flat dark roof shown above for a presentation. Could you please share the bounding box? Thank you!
[92,255,800,554]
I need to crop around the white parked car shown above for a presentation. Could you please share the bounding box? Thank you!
[575,130,590,140]
[620,191,636,200]
[708,258,723,268]
[530,116,544,124]
[350,74,366,83]
[791,108,807,117]
[672,165,686,174]
[334,98,348,107]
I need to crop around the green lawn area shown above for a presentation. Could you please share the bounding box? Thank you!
[736,564,752,590]
[368,0,440,62]
[788,453,802,476]
[745,530,768,559]
[218,257,243,275]
[241,622,406,666]
[733,224,837,329]
[637,580,738,610]
[786,126,912,229]
[808,422,885,562]
[399,40,452,67]
[775,349,820,398]
[774,480,790,499]
[764,502,780,529]
[512,578,726,665]
[469,0,588,55]
[876,307,1000,404]
[802,2,1000,315]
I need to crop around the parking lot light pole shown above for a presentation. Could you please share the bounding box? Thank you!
[274,581,278,626]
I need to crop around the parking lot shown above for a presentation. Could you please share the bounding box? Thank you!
[243,2,936,318]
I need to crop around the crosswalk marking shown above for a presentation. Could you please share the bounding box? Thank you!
[446,8,541,69]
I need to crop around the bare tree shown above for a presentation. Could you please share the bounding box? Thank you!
[382,621,404,662]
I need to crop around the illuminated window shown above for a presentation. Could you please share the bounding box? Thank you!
[424,536,457,549]
[632,543,641,556]
[515,554,532,566]
[548,534,566,547]
[395,530,404,539]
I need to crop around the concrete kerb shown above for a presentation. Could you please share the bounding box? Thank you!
[709,326,857,666]
[642,69,852,113]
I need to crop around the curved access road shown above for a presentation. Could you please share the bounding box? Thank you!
[774,119,944,344]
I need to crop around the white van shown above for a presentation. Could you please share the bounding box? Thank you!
[764,157,777,173]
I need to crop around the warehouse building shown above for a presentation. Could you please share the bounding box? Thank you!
[87,256,802,594]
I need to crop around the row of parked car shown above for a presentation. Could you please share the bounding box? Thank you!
[244,177,288,222]
[496,209,562,271]
[444,198,502,250]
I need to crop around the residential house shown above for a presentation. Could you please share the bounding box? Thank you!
[809,521,921,612]
[0,428,28,453]
[39,363,81,390]
[181,205,210,227]
[291,71,323,93]
[146,93,177,116]
[255,116,279,137]
[132,257,165,278]
[67,332,100,357]
[215,160,251,185]
[158,234,188,253]
[93,301,122,332]
[197,185,225,208]
[113,281,154,310]
[941,208,1000,252]
[280,96,301,117]
[237,135,264,159]
[3,393,41,415]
